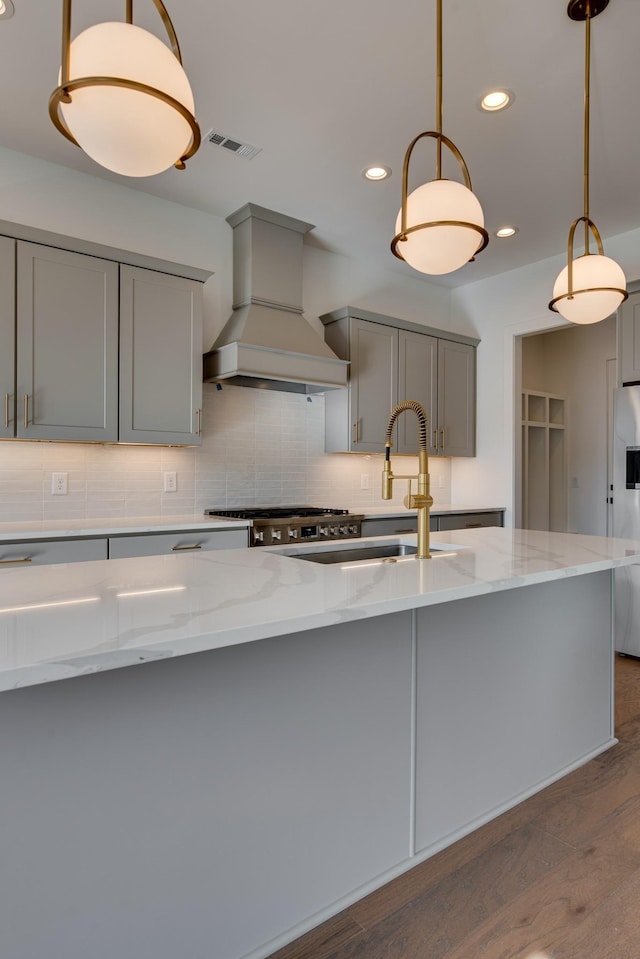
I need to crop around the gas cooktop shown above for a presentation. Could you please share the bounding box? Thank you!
[204,507,362,546]
[205,506,350,520]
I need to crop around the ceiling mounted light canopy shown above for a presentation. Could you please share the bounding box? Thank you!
[391,0,488,275]
[549,0,627,324]
[49,0,201,178]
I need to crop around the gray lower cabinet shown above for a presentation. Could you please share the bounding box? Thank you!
[108,528,248,559]
[0,538,108,567]
[322,307,477,456]
[16,242,119,442]
[119,266,203,445]
[361,511,503,538]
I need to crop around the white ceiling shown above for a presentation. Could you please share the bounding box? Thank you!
[1,0,639,288]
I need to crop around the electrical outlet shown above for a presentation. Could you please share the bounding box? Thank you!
[360,473,369,490]
[164,471,177,493]
[51,472,68,495]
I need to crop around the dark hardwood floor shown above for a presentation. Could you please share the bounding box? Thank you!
[268,654,640,959]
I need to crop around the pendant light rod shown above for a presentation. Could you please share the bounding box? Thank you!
[583,10,591,250]
[436,0,442,178]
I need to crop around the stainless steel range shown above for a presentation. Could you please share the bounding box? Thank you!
[205,506,364,547]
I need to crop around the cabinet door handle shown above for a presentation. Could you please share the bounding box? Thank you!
[353,421,359,444]
[24,394,29,430]
[440,427,446,449]
[433,428,438,451]
[195,408,202,437]
[4,392,9,429]
[171,543,203,551]
[0,556,33,565]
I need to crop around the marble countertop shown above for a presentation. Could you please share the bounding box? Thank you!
[359,505,506,519]
[0,507,504,542]
[1,526,638,692]
[0,514,251,542]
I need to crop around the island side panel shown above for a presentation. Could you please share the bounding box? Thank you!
[414,570,613,854]
[0,612,413,959]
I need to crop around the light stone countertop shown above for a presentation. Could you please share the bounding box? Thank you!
[0,514,251,542]
[1,526,638,692]
[0,508,504,542]
[358,505,506,519]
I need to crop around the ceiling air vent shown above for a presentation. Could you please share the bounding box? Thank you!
[205,129,262,161]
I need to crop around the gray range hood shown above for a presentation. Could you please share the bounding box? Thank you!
[203,204,348,393]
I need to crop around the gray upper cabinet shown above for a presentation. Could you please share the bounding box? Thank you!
[322,307,477,457]
[119,266,202,445]
[16,242,119,442]
[437,338,475,457]
[397,329,438,454]
[618,290,640,386]
[0,236,15,439]
[0,225,209,446]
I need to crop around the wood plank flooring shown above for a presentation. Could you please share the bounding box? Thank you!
[268,654,640,959]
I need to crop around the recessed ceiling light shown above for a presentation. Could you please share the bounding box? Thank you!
[480,90,513,112]
[362,165,391,181]
[495,226,518,238]
[0,0,15,19]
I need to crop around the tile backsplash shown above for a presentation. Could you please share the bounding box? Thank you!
[0,384,451,522]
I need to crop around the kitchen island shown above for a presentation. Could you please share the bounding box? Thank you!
[0,527,637,959]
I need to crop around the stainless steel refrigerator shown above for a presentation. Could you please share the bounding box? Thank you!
[614,385,640,656]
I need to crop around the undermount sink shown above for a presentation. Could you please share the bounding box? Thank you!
[288,542,462,566]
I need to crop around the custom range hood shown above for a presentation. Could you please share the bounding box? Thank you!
[203,204,348,393]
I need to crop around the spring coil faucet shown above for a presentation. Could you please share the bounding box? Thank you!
[382,401,433,558]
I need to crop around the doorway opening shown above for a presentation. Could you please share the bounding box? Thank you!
[515,317,616,535]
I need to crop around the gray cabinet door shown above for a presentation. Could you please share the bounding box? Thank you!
[350,318,397,452]
[397,329,438,455]
[0,237,15,439]
[15,242,119,441]
[108,528,248,558]
[0,538,108,566]
[437,339,475,457]
[619,290,640,385]
[119,266,203,445]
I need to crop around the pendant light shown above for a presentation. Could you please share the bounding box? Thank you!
[49,0,201,178]
[549,0,627,324]
[391,0,488,275]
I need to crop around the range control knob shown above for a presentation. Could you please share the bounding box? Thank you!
[253,530,264,544]
[288,528,298,540]
[339,525,349,536]
[349,525,359,535]
[271,529,282,542]
[320,526,329,537]
[330,526,339,536]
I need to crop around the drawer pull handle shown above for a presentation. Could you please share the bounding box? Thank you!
[0,556,33,565]
[465,523,483,528]
[24,394,29,430]
[395,528,415,533]
[353,421,359,444]
[171,543,203,551]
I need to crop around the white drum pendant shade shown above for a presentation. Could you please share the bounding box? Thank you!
[395,179,485,275]
[59,22,196,177]
[552,253,626,324]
